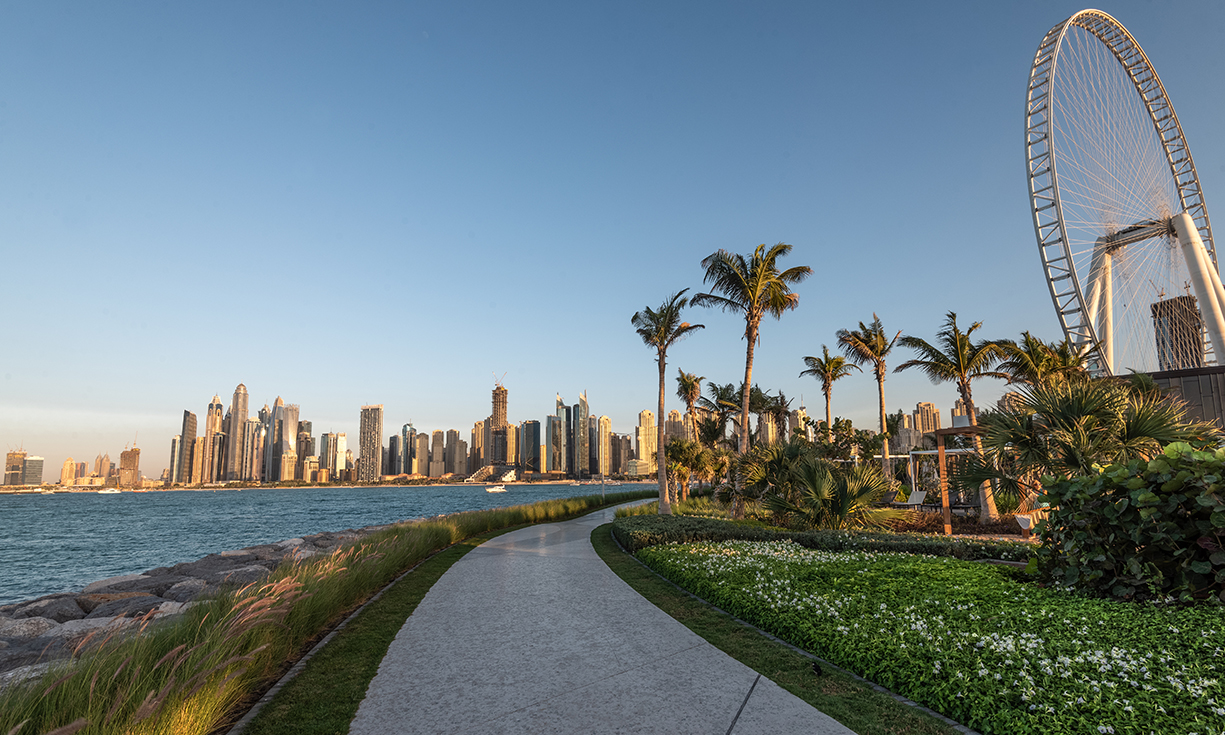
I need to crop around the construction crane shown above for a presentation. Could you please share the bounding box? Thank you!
[493,372,506,389]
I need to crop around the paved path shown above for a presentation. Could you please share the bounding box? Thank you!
[350,505,855,734]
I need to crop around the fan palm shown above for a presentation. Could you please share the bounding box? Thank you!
[957,378,1220,509]
[632,289,704,514]
[894,311,1008,520]
[762,458,902,530]
[997,332,1091,386]
[799,345,862,443]
[836,314,901,476]
[675,369,705,441]
[698,382,738,445]
[692,243,812,459]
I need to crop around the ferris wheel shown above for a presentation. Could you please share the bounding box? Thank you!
[1025,9,1218,377]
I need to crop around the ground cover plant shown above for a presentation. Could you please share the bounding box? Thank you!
[592,525,960,735]
[613,514,1032,561]
[637,539,1225,735]
[0,490,653,735]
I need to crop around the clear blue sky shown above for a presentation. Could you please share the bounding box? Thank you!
[2,1,1223,477]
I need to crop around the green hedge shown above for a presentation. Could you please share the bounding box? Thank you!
[1038,442,1225,603]
[612,515,1032,562]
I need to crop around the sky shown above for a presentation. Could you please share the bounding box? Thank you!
[2,1,1224,478]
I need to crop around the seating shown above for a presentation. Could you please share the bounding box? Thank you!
[891,490,926,507]
[1015,507,1050,539]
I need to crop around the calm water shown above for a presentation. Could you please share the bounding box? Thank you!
[0,483,634,606]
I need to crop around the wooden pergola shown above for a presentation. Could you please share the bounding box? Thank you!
[933,425,986,536]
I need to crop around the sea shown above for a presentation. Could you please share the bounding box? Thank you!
[0,483,636,606]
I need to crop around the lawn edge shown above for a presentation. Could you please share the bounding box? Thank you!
[595,523,981,735]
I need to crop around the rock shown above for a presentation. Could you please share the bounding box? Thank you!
[219,549,253,557]
[13,597,85,623]
[163,578,207,603]
[0,641,8,650]
[82,574,149,594]
[0,617,58,639]
[219,565,270,586]
[0,662,52,688]
[77,591,155,614]
[85,596,164,620]
[292,547,321,561]
[40,617,132,642]
[167,553,261,582]
[153,601,193,618]
[276,538,305,548]
[90,574,189,597]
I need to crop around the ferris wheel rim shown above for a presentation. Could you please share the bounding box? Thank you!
[1024,8,1216,376]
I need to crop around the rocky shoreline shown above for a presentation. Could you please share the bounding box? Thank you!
[0,523,398,686]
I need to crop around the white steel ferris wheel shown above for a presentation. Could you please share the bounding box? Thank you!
[1025,9,1218,377]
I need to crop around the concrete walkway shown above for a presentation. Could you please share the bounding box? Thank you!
[350,504,854,734]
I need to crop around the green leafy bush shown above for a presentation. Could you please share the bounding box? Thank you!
[1038,442,1225,603]
[613,514,1032,561]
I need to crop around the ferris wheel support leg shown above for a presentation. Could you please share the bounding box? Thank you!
[1101,251,1114,374]
[1173,212,1225,366]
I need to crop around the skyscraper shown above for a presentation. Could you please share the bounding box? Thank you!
[119,448,140,487]
[402,424,417,475]
[5,450,26,485]
[60,457,77,486]
[546,414,566,473]
[636,410,657,474]
[572,392,589,478]
[388,434,402,475]
[913,402,941,434]
[491,384,508,428]
[597,416,612,477]
[202,395,224,483]
[470,420,485,469]
[242,419,263,481]
[445,429,462,475]
[176,410,197,485]
[414,433,429,476]
[225,384,249,481]
[358,405,384,483]
[519,420,541,474]
[168,436,181,486]
[429,430,445,477]
[21,457,43,486]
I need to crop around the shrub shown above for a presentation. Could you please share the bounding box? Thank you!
[1037,442,1225,603]
[612,515,1032,561]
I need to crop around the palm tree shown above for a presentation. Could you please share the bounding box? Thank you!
[894,311,1008,520]
[998,332,1092,386]
[763,458,902,531]
[836,314,901,476]
[675,369,705,442]
[692,243,812,461]
[632,290,704,515]
[799,345,862,443]
[698,381,738,446]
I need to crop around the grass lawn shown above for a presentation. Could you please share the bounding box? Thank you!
[590,524,962,735]
[634,539,1225,735]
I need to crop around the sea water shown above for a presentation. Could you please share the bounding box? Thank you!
[0,483,629,606]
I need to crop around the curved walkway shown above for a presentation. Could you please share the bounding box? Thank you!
[350,505,854,734]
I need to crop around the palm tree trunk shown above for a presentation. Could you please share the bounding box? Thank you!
[876,368,889,478]
[657,354,671,515]
[964,389,999,523]
[734,322,758,519]
[824,388,833,443]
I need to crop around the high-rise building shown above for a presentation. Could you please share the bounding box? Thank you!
[429,430,445,477]
[280,448,298,481]
[444,429,462,475]
[1152,295,1205,371]
[665,410,684,445]
[913,402,941,434]
[209,432,226,482]
[242,419,263,481]
[75,462,87,479]
[491,385,508,429]
[202,395,224,483]
[5,450,26,485]
[60,457,77,486]
[176,410,198,485]
[191,436,206,485]
[388,435,402,475]
[788,405,813,442]
[952,398,978,427]
[225,384,249,481]
[636,410,657,475]
[21,457,43,486]
[267,401,299,482]
[296,423,315,476]
[402,424,417,475]
[168,435,181,486]
[320,432,339,477]
[571,392,589,478]
[413,433,429,476]
[597,416,612,477]
[119,448,140,487]
[545,414,566,473]
[519,420,541,474]
[358,405,384,483]
[470,420,486,469]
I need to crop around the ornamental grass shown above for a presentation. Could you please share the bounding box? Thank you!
[0,490,652,735]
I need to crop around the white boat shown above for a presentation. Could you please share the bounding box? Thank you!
[486,485,507,493]
[97,488,122,494]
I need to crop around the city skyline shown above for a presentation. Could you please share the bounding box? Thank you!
[3,2,1224,474]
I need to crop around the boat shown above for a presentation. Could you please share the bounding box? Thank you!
[486,485,507,493]
[97,488,122,494]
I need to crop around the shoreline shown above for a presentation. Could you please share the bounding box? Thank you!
[0,479,657,496]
